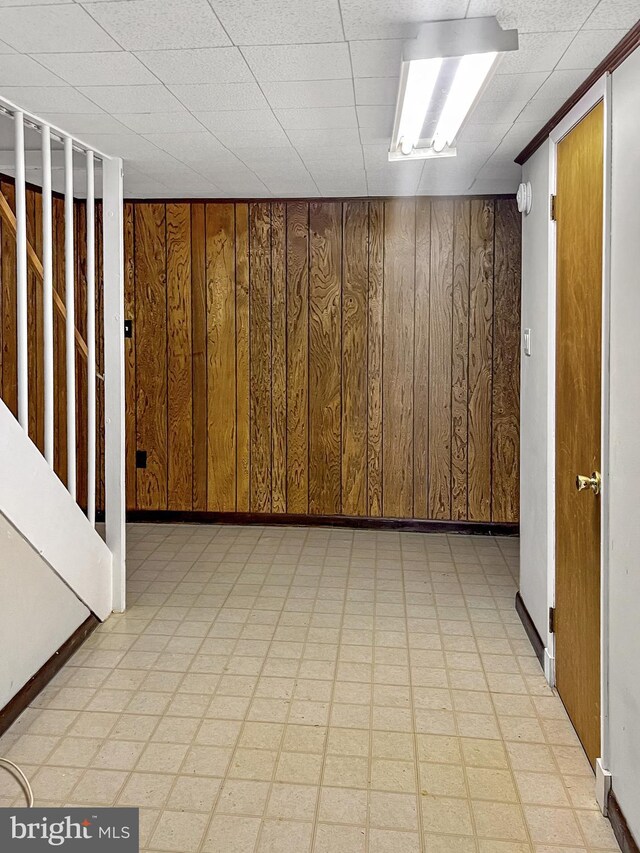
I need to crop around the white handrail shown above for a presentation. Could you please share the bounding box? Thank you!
[14,111,28,430]
[42,126,54,468]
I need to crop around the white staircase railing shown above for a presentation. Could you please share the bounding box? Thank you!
[0,96,126,614]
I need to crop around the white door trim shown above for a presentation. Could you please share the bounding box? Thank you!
[545,73,612,803]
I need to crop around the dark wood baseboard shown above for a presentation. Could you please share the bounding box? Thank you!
[0,615,99,737]
[515,591,545,668]
[126,510,519,536]
[608,790,640,853]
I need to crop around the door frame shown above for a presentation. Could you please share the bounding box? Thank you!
[545,73,613,804]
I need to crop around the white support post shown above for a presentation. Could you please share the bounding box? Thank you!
[86,151,96,525]
[102,156,126,612]
[14,111,28,431]
[42,126,54,467]
[64,136,76,498]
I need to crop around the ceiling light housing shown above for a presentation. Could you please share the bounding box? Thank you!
[389,17,518,162]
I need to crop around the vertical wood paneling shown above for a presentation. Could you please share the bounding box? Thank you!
[413,198,431,518]
[26,190,39,444]
[2,181,17,417]
[309,202,342,515]
[167,203,192,511]
[0,193,520,525]
[124,202,136,510]
[367,201,383,518]
[191,204,207,511]
[286,201,309,514]
[468,199,495,521]
[342,201,368,517]
[492,198,521,523]
[382,199,415,519]
[451,200,471,520]
[271,202,287,514]
[74,202,88,510]
[53,195,67,484]
[235,203,250,511]
[249,202,272,513]
[428,199,454,520]
[206,203,236,511]
[135,203,167,510]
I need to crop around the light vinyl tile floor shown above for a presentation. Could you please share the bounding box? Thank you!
[0,524,620,853]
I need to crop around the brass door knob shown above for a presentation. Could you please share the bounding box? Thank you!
[576,471,601,495]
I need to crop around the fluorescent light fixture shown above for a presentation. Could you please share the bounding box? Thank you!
[388,17,518,162]
[432,51,497,152]
[396,57,442,156]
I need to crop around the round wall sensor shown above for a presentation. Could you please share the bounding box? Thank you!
[516,181,532,215]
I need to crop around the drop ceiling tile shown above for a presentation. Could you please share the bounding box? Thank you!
[209,0,344,45]
[195,110,283,134]
[85,0,231,50]
[33,51,157,87]
[213,126,291,149]
[490,121,547,154]
[74,132,164,159]
[496,31,576,74]
[136,47,252,85]
[466,98,530,125]
[1,86,103,114]
[299,147,365,170]
[481,72,549,104]
[39,113,130,135]
[78,85,184,114]
[262,80,354,110]
[457,122,512,145]
[242,43,351,82]
[349,40,403,78]
[262,176,318,195]
[0,0,69,5]
[356,104,395,129]
[0,54,64,86]
[467,0,597,34]
[142,131,227,159]
[476,159,522,181]
[315,175,368,196]
[584,0,640,29]
[275,106,357,130]
[533,68,589,100]
[516,96,566,123]
[470,177,520,194]
[114,112,206,134]
[340,0,467,40]
[556,29,628,69]
[169,82,268,111]
[239,147,304,170]
[0,5,120,53]
[354,77,398,106]
[286,126,362,148]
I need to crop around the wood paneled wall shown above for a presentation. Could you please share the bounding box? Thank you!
[126,197,521,523]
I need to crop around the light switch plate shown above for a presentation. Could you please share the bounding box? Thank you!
[524,328,532,356]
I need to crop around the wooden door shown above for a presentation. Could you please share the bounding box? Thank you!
[555,101,604,768]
